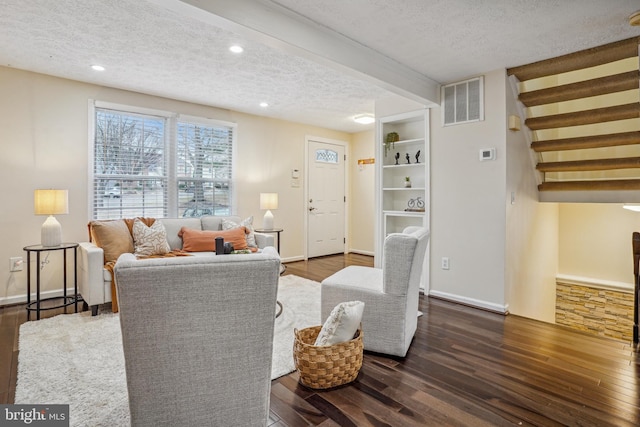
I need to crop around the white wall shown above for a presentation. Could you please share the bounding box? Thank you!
[0,66,355,303]
[349,130,375,255]
[429,69,507,311]
[505,76,559,322]
[428,69,561,321]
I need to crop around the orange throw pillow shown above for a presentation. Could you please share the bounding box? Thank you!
[178,226,248,252]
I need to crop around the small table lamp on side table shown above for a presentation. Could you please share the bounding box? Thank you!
[260,193,278,230]
[34,189,68,247]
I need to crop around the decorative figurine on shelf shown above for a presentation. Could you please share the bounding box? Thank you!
[415,150,421,164]
[405,153,411,164]
[395,152,400,165]
[405,197,425,212]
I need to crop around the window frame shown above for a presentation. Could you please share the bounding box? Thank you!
[174,114,237,217]
[88,101,237,219]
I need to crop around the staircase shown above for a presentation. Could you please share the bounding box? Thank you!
[507,37,640,202]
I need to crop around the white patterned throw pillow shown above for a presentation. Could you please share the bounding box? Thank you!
[222,216,258,249]
[132,218,171,257]
[314,301,364,346]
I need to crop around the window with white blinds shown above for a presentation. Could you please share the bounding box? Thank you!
[91,104,235,219]
[93,108,167,220]
[176,118,233,217]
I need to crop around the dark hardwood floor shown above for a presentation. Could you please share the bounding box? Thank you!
[275,254,640,427]
[2,253,639,426]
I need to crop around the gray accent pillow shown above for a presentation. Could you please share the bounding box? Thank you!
[222,216,257,249]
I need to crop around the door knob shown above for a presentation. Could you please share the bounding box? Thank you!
[309,206,316,211]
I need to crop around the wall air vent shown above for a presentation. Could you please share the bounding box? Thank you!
[441,76,484,126]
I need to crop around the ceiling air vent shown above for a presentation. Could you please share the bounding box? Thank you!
[441,76,484,126]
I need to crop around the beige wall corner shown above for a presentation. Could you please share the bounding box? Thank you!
[349,130,375,255]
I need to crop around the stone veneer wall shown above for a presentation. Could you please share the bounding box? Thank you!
[555,281,634,342]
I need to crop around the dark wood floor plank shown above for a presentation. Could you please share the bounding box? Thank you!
[469,355,638,427]
[0,305,19,401]
[312,383,427,427]
[358,366,505,427]
[397,352,555,425]
[304,394,360,427]
[270,382,329,426]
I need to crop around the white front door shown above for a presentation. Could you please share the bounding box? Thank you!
[307,139,345,258]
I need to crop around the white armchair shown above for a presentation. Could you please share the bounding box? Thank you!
[320,226,429,357]
[114,248,281,426]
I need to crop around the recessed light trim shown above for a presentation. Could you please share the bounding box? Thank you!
[259,102,269,108]
[229,45,244,53]
[353,114,375,124]
[91,65,105,71]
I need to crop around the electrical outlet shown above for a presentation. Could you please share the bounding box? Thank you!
[10,256,23,272]
[441,257,450,270]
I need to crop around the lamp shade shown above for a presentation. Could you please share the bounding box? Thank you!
[34,189,68,215]
[260,193,278,210]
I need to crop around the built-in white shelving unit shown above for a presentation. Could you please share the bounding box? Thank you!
[376,109,430,290]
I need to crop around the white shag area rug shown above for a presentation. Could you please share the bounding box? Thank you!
[15,274,321,427]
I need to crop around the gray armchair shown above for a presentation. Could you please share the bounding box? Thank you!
[114,247,280,427]
[321,227,429,357]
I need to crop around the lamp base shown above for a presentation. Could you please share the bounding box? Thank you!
[263,210,274,229]
[41,215,62,247]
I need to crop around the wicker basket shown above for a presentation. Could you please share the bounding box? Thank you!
[293,325,363,389]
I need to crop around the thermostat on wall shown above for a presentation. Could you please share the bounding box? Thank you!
[479,148,496,161]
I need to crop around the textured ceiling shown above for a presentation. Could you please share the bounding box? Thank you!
[1,0,639,133]
[271,0,640,84]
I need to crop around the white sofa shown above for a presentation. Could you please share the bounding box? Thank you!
[79,216,274,315]
[114,247,280,426]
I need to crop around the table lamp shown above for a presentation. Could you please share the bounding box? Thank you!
[34,189,68,246]
[260,193,278,229]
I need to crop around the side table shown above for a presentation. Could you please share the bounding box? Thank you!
[256,228,285,317]
[24,242,79,320]
[254,228,283,253]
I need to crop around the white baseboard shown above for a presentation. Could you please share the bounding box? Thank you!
[281,256,304,263]
[555,274,633,293]
[0,288,78,307]
[428,290,509,314]
[348,249,375,256]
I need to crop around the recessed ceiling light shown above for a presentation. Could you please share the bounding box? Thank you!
[91,65,105,71]
[229,45,244,53]
[259,102,269,108]
[353,114,375,124]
